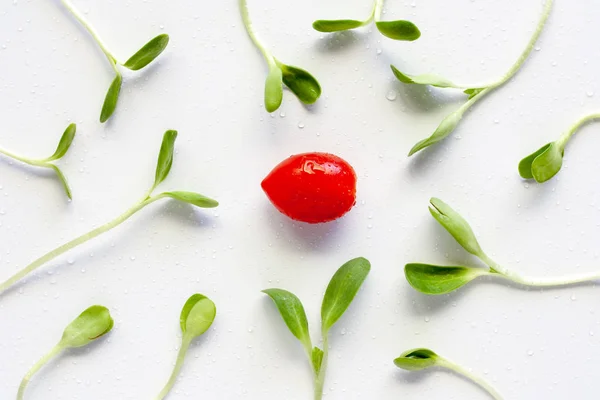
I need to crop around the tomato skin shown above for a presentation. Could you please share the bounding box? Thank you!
[261,152,357,224]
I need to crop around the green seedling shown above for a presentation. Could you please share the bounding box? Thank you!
[17,305,114,400]
[156,294,217,400]
[394,348,503,399]
[0,123,76,199]
[60,0,170,123]
[391,0,553,156]
[239,0,321,112]
[519,112,600,183]
[405,198,600,295]
[0,130,218,296]
[313,0,420,41]
[263,257,370,400]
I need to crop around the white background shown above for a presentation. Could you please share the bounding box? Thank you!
[0,0,598,399]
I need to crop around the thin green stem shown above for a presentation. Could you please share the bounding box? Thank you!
[156,335,192,400]
[456,87,492,116]
[239,0,276,68]
[0,193,164,295]
[438,358,503,400]
[17,344,64,400]
[372,0,384,23]
[556,112,600,150]
[493,0,553,87]
[313,331,329,400]
[0,146,47,168]
[480,254,600,287]
[436,0,552,150]
[60,0,119,65]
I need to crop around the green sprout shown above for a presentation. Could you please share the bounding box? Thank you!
[394,348,503,399]
[17,305,114,400]
[391,0,553,156]
[263,257,370,400]
[313,0,420,41]
[0,130,218,296]
[519,112,600,183]
[0,123,76,199]
[156,294,217,400]
[405,198,600,295]
[60,0,170,123]
[239,0,322,112]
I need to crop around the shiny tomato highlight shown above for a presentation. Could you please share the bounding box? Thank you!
[261,152,357,224]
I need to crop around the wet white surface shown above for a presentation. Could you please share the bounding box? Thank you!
[0,0,599,399]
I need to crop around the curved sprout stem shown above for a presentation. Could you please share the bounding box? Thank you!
[0,193,170,295]
[155,335,192,400]
[555,112,600,150]
[437,357,503,400]
[239,0,276,68]
[372,0,384,23]
[480,254,600,287]
[60,0,120,66]
[492,0,553,88]
[0,146,47,168]
[313,330,329,400]
[17,344,64,400]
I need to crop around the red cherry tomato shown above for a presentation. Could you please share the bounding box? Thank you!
[261,152,357,224]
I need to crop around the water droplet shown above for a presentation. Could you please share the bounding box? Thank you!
[587,91,595,97]
[527,350,534,356]
[279,111,286,118]
[298,122,305,129]
[386,90,397,101]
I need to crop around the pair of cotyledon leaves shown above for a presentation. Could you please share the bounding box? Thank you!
[100,34,170,123]
[519,141,564,183]
[403,199,507,295]
[150,130,219,207]
[264,62,322,113]
[405,197,600,295]
[312,18,420,42]
[518,114,600,183]
[0,123,77,199]
[405,198,513,295]
[19,295,216,400]
[263,257,370,384]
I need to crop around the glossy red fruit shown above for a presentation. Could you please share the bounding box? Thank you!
[261,152,357,224]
